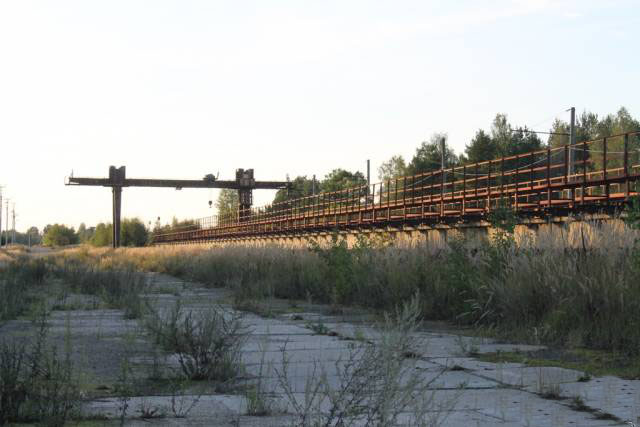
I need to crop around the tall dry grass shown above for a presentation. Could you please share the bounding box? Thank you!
[57,219,640,354]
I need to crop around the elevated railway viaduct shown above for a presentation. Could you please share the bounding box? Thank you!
[153,131,640,247]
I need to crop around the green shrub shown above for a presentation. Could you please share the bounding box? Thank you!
[0,321,79,425]
[42,224,78,247]
[0,257,49,322]
[145,301,248,381]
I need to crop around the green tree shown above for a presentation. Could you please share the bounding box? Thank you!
[507,127,543,156]
[216,189,239,220]
[489,114,543,157]
[90,219,149,247]
[121,218,148,247]
[273,176,316,204]
[91,223,112,247]
[490,114,511,155]
[548,108,639,148]
[464,129,498,163]
[42,224,78,246]
[547,118,570,148]
[77,223,95,243]
[407,133,457,175]
[548,107,640,171]
[378,155,407,181]
[321,169,366,193]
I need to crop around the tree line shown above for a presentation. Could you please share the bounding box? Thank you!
[40,218,149,247]
[0,227,41,246]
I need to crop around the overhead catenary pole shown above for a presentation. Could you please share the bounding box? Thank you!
[568,107,576,177]
[441,137,447,216]
[567,107,576,200]
[366,159,370,189]
[441,137,446,187]
[5,200,9,247]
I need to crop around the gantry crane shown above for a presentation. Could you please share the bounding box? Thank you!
[66,166,289,247]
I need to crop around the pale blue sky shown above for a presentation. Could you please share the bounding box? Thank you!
[0,0,638,231]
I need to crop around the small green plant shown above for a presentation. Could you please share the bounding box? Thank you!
[169,377,201,418]
[539,383,562,400]
[310,233,356,304]
[137,398,167,419]
[115,356,133,426]
[245,340,278,417]
[0,314,80,426]
[487,197,517,251]
[0,341,28,424]
[305,320,331,336]
[569,395,589,411]
[487,197,517,233]
[624,193,640,230]
[577,372,592,382]
[536,367,562,400]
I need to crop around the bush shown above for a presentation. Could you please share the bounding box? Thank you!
[0,320,79,425]
[0,257,48,323]
[42,224,78,247]
[145,301,248,381]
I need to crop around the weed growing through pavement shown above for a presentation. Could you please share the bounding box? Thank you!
[305,319,331,336]
[0,310,80,426]
[145,300,248,382]
[245,337,279,417]
[0,257,48,323]
[50,258,147,319]
[275,295,459,426]
[137,397,168,420]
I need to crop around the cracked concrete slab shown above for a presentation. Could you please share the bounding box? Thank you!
[2,271,637,426]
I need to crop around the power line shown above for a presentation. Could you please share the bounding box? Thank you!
[509,128,569,136]
[528,108,571,130]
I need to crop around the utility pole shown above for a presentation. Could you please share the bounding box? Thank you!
[366,159,371,189]
[441,137,447,186]
[11,204,15,245]
[4,200,9,247]
[312,174,316,195]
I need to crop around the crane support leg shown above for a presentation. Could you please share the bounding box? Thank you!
[112,186,122,248]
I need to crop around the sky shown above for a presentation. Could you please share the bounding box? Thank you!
[0,0,638,232]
